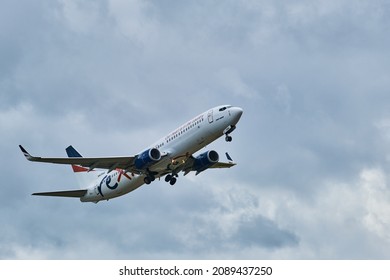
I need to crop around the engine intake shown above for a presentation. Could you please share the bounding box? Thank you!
[193,150,219,175]
[135,148,161,169]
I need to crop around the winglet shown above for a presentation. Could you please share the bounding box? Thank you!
[225,152,233,162]
[19,145,33,160]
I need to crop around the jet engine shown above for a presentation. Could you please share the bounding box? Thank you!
[134,148,161,169]
[193,150,219,175]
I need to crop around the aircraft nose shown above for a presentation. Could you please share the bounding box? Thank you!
[231,107,243,123]
[236,107,243,117]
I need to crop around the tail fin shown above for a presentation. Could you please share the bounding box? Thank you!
[66,145,99,188]
[66,145,83,158]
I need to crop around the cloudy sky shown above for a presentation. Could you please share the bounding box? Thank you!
[1,0,390,259]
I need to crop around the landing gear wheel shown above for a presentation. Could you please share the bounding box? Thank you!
[169,177,177,186]
[225,135,232,142]
[165,174,172,182]
[144,176,152,185]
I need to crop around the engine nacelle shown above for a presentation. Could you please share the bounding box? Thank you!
[193,150,219,175]
[134,148,161,169]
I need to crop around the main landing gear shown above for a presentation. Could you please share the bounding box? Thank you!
[143,172,178,186]
[143,174,155,185]
[144,169,157,185]
[144,174,178,186]
[164,174,178,185]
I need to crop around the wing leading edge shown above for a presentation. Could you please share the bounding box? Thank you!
[19,145,136,171]
[181,156,236,176]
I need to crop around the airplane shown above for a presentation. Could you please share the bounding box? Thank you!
[19,105,243,203]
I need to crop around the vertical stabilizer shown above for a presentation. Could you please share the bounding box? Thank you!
[66,146,100,188]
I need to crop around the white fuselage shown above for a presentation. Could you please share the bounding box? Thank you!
[80,105,243,202]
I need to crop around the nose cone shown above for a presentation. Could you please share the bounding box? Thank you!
[231,107,243,124]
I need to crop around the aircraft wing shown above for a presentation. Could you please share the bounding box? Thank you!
[208,162,236,169]
[181,154,236,176]
[19,145,136,171]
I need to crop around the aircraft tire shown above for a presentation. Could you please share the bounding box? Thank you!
[165,174,172,182]
[144,177,152,185]
[170,177,177,186]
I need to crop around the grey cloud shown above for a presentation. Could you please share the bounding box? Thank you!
[2,0,390,259]
[233,216,299,249]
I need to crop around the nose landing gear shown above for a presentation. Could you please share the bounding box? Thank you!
[223,125,236,142]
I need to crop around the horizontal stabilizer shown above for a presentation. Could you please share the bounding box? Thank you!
[32,189,87,198]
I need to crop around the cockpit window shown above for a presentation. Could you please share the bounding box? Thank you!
[219,105,232,112]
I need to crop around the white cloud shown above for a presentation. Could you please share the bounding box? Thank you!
[0,103,34,135]
[274,85,292,115]
[241,167,390,258]
[58,0,102,34]
[169,165,390,259]
[215,68,259,99]
[108,0,160,45]
[2,0,390,260]
[361,168,390,242]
